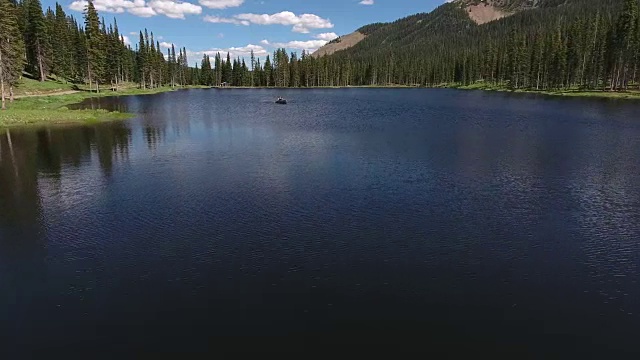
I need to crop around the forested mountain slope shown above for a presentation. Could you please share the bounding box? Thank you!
[312,0,549,58]
[319,0,638,91]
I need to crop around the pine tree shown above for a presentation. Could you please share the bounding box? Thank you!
[241,58,249,86]
[610,0,638,89]
[84,0,103,92]
[52,3,71,81]
[72,20,87,82]
[149,32,156,88]
[170,44,178,87]
[181,47,189,85]
[223,52,232,84]
[289,52,299,87]
[168,46,174,88]
[264,55,273,87]
[201,54,212,86]
[0,0,25,109]
[112,18,123,89]
[214,52,221,86]
[25,0,51,81]
[137,31,146,88]
[250,49,255,86]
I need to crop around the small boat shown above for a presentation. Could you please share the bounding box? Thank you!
[275,98,287,104]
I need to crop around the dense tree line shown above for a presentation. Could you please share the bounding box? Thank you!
[323,0,640,90]
[190,0,639,90]
[3,0,639,104]
[0,0,193,110]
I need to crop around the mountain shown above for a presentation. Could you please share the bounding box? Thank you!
[312,32,367,58]
[306,0,636,91]
[313,0,621,58]
[312,0,542,58]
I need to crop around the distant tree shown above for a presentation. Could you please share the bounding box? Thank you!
[52,3,71,81]
[168,45,175,88]
[214,52,221,86]
[223,52,232,84]
[200,54,212,86]
[0,0,25,109]
[137,31,146,88]
[181,47,189,85]
[610,0,638,89]
[84,0,103,92]
[263,55,273,87]
[250,49,255,87]
[25,0,51,81]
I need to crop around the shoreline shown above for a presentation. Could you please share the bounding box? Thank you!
[3,83,638,128]
[447,83,640,100]
[215,84,640,99]
[0,86,207,128]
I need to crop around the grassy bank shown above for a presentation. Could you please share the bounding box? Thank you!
[1,79,207,127]
[209,83,640,99]
[452,82,640,100]
[214,84,417,89]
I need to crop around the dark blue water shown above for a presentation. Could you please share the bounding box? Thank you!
[2,89,640,357]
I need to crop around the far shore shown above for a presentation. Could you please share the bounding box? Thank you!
[448,82,640,100]
[3,81,639,128]
[215,83,640,100]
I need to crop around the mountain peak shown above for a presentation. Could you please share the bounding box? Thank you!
[453,0,541,24]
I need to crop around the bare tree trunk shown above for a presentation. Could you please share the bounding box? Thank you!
[88,65,93,93]
[0,50,5,110]
[10,85,14,102]
[614,60,623,91]
[1,78,5,111]
[37,43,46,82]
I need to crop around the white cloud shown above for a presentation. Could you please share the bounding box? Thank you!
[147,0,201,19]
[232,11,334,33]
[121,35,131,45]
[203,15,250,25]
[198,0,243,9]
[129,31,139,35]
[314,32,338,41]
[359,0,374,5]
[159,41,173,48]
[128,5,157,17]
[69,0,201,19]
[260,39,269,45]
[269,40,328,50]
[188,44,268,60]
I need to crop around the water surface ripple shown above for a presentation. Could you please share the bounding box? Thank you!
[1,88,640,356]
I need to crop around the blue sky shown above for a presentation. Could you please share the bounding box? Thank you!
[45,0,447,63]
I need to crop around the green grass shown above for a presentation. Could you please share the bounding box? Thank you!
[453,81,640,100]
[1,81,203,127]
[12,76,78,96]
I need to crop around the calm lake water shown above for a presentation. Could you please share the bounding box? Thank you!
[2,88,640,356]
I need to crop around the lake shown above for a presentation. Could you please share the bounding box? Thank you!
[1,88,640,356]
